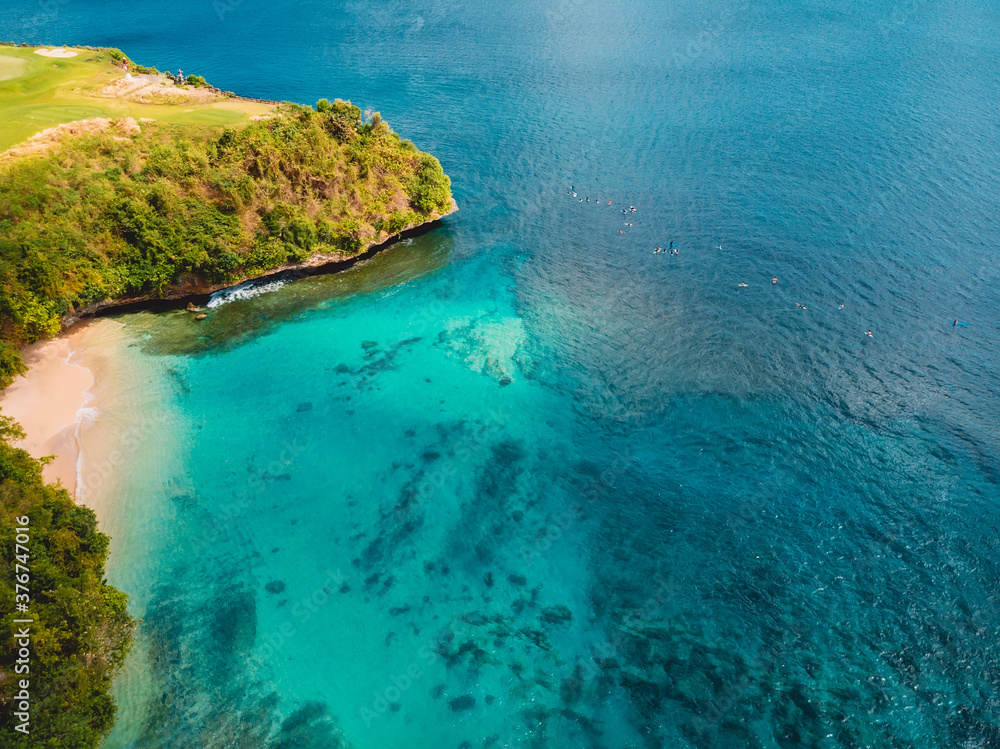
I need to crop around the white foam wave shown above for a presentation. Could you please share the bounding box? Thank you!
[77,405,100,426]
[206,280,286,308]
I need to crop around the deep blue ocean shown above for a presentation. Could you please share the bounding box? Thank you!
[4,0,1000,746]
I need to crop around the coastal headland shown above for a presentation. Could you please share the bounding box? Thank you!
[0,42,455,385]
[0,40,455,484]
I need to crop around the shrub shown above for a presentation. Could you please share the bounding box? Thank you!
[407,154,452,213]
[0,341,25,389]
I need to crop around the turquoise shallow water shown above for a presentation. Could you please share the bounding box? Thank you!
[5,0,1000,746]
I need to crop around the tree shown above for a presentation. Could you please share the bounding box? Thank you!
[0,418,134,746]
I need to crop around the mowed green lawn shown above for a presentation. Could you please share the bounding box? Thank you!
[0,45,274,151]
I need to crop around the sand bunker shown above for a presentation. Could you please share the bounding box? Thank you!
[35,47,79,58]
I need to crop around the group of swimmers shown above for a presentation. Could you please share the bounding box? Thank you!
[565,185,892,339]
[567,187,659,247]
[566,185,625,208]
[564,187,694,256]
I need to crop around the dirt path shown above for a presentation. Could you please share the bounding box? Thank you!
[99,73,223,104]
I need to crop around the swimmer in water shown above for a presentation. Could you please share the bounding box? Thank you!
[739,282,748,287]
[839,304,845,309]
[866,330,873,337]
[772,277,778,284]
[654,246,662,254]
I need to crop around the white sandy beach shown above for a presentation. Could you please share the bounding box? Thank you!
[0,318,178,532]
[0,325,96,494]
[34,47,78,58]
[0,320,141,520]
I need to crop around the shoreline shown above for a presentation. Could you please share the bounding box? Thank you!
[64,202,457,325]
[0,204,454,505]
[0,319,136,523]
[0,323,98,495]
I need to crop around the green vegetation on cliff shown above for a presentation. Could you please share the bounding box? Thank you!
[0,98,453,383]
[0,418,134,745]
